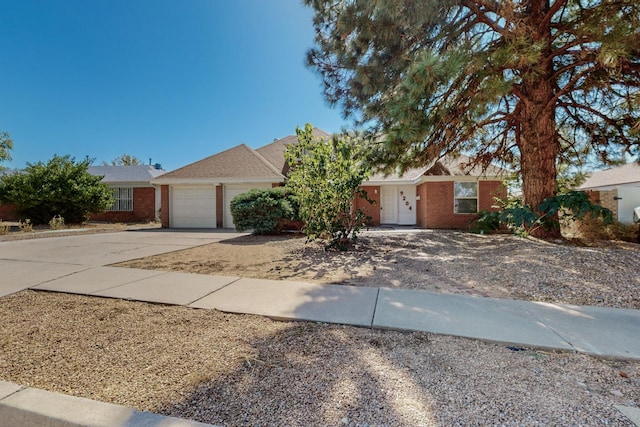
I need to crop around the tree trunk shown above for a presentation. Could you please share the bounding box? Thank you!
[519,92,559,238]
[517,0,561,238]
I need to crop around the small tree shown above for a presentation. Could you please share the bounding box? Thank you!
[285,124,373,250]
[0,132,13,168]
[0,155,114,224]
[230,187,299,234]
[106,154,142,166]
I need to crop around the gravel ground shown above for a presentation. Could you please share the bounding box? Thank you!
[2,229,639,425]
[1,291,639,426]
[118,229,640,309]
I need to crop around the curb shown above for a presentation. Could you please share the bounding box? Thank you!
[0,381,216,427]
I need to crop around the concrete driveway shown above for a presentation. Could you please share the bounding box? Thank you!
[0,229,245,297]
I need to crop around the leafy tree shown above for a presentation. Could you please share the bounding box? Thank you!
[285,123,373,250]
[0,132,13,167]
[106,154,142,166]
[305,0,640,237]
[0,155,114,224]
[230,187,299,234]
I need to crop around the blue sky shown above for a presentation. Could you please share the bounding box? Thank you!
[0,1,349,171]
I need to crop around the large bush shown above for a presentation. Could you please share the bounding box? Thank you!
[230,187,299,234]
[0,155,114,224]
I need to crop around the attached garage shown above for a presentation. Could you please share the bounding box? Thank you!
[223,183,273,228]
[170,185,217,228]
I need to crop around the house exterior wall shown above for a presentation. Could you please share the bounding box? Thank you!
[216,185,223,228]
[586,189,619,220]
[356,186,381,225]
[160,185,170,227]
[417,180,505,229]
[90,187,157,223]
[0,203,18,221]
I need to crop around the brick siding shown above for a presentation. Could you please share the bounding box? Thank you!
[0,203,18,221]
[586,189,618,220]
[417,180,505,229]
[356,186,381,225]
[216,185,223,228]
[160,185,170,227]
[90,187,157,223]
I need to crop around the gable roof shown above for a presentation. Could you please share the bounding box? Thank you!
[366,154,509,184]
[578,162,640,189]
[87,165,166,184]
[154,144,284,183]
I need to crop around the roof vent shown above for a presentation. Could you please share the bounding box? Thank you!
[154,163,162,170]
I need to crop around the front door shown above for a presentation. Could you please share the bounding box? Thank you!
[380,186,398,224]
[397,185,416,225]
[380,185,416,225]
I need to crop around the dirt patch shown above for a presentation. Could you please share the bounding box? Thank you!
[117,230,640,309]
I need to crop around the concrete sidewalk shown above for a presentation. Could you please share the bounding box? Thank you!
[28,266,640,360]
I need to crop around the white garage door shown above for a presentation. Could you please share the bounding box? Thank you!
[224,183,272,228]
[170,186,216,228]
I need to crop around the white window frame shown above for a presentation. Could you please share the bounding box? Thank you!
[454,182,478,214]
[108,187,134,212]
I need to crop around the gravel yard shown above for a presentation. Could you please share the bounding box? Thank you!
[118,229,640,310]
[1,291,639,426]
[1,229,639,425]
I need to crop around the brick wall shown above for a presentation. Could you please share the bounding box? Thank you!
[586,189,618,220]
[479,181,507,211]
[90,187,157,223]
[216,185,223,228]
[356,186,381,225]
[0,203,18,221]
[160,185,170,227]
[418,180,505,229]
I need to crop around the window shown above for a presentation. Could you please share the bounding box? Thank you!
[454,182,477,214]
[108,187,133,211]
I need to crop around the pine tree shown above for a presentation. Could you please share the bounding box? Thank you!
[305,0,640,237]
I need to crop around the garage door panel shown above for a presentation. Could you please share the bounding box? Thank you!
[171,186,216,228]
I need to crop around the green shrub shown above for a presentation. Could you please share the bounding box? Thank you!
[0,155,113,224]
[475,191,613,237]
[230,187,299,234]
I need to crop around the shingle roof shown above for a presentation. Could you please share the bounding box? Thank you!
[578,162,640,189]
[87,165,166,184]
[156,144,284,181]
[367,154,509,183]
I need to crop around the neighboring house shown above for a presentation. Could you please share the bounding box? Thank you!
[88,165,166,223]
[153,129,507,229]
[578,162,640,224]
